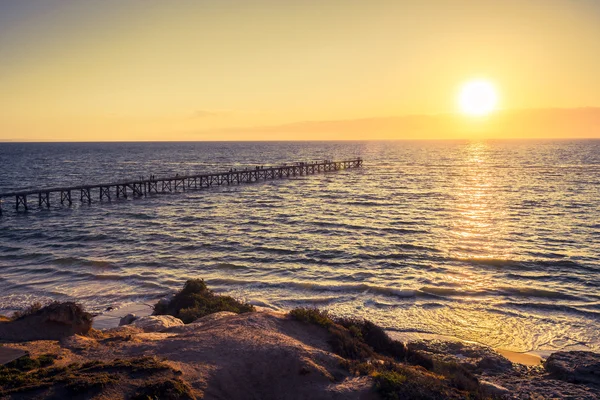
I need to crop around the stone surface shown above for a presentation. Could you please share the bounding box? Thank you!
[192,311,237,324]
[478,380,510,397]
[408,339,514,375]
[4,311,377,400]
[0,346,28,365]
[92,302,154,330]
[545,351,600,385]
[131,315,184,332]
[408,339,600,399]
[166,311,238,333]
[119,313,138,326]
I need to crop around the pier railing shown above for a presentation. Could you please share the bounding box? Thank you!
[0,158,363,214]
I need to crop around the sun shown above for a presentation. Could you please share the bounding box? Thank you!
[458,80,498,116]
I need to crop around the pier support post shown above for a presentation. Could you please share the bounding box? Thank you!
[100,186,111,201]
[80,188,91,204]
[38,192,50,208]
[60,190,72,205]
[16,195,27,211]
[116,185,127,198]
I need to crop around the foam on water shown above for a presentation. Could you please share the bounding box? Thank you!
[0,140,599,353]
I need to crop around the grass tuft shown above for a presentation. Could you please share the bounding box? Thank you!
[289,307,486,399]
[0,356,188,398]
[131,378,195,400]
[289,308,333,328]
[373,370,407,400]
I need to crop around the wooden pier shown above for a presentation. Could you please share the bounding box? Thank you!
[0,159,363,215]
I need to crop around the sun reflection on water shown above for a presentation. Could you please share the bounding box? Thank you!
[448,141,514,261]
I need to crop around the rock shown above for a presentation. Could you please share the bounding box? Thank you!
[408,339,514,375]
[0,302,92,341]
[192,311,237,324]
[166,311,238,333]
[119,313,138,326]
[479,380,510,397]
[131,315,184,332]
[477,355,513,373]
[545,351,600,385]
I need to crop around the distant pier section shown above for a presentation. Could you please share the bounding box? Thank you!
[0,158,363,215]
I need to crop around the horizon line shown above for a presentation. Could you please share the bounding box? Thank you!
[2,137,600,144]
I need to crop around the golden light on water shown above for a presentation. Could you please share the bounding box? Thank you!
[458,80,498,117]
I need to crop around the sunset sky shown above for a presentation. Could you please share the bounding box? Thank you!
[1,0,599,141]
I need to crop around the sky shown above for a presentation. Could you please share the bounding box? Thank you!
[1,0,599,141]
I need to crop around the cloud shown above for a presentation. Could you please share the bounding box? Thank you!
[192,109,231,118]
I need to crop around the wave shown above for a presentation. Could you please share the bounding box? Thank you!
[497,286,582,300]
[394,243,441,252]
[284,296,339,306]
[418,285,582,300]
[498,301,600,319]
[451,257,598,273]
[206,277,417,298]
[212,263,248,271]
[53,257,114,268]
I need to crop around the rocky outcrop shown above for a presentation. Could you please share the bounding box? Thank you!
[410,340,600,399]
[166,311,238,334]
[131,315,184,332]
[2,304,599,399]
[0,302,91,341]
[408,339,514,375]
[545,351,600,385]
[119,313,138,326]
[192,311,237,324]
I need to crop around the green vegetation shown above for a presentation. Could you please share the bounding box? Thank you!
[289,308,407,360]
[289,307,334,328]
[154,279,255,323]
[2,354,57,372]
[131,378,195,400]
[0,355,193,399]
[373,370,407,400]
[289,307,487,399]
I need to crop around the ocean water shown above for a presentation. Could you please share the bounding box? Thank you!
[0,140,599,353]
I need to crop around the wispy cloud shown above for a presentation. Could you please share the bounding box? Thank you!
[192,109,231,118]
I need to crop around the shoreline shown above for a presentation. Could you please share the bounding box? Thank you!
[90,300,547,366]
[2,286,599,399]
[1,299,589,367]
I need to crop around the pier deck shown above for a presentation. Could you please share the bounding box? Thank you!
[0,159,363,215]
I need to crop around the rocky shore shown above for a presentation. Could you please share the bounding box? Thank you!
[1,280,599,399]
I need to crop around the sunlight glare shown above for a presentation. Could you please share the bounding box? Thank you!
[458,80,498,117]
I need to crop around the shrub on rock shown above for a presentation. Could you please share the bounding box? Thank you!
[153,279,255,324]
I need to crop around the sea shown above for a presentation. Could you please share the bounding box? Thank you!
[0,140,598,354]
